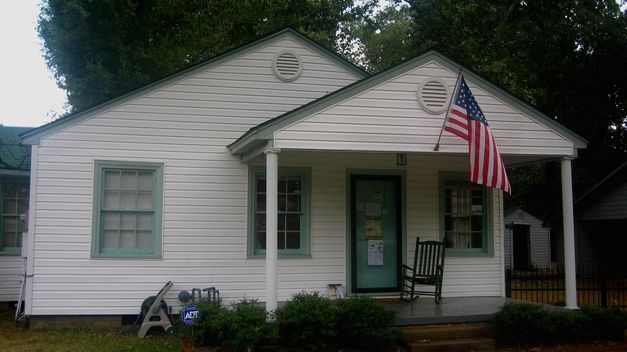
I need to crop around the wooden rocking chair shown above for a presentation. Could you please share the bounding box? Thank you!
[400,237,446,303]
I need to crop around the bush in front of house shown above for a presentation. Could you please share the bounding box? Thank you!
[182,299,274,351]
[334,295,403,350]
[275,292,337,351]
[184,292,401,351]
[492,301,627,346]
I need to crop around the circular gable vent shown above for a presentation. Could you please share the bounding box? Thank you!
[272,51,303,82]
[417,78,450,114]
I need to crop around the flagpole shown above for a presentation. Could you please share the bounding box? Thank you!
[434,68,463,151]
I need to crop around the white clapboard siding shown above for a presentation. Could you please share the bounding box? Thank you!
[0,255,23,302]
[274,61,575,156]
[29,37,359,315]
[504,208,551,270]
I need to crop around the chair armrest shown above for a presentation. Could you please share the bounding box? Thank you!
[401,264,414,274]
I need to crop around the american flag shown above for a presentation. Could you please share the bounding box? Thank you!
[444,75,512,194]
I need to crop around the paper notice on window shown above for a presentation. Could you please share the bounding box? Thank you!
[368,240,384,266]
[365,215,382,240]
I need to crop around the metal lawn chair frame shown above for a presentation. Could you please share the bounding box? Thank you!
[400,236,446,303]
[138,281,174,338]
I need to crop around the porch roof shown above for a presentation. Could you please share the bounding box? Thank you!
[228,50,587,166]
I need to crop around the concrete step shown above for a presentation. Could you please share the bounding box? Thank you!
[406,337,495,352]
[402,323,493,343]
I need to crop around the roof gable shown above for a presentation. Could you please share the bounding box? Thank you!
[229,50,587,160]
[22,28,368,145]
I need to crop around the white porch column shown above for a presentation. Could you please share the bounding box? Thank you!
[265,147,279,312]
[561,157,577,309]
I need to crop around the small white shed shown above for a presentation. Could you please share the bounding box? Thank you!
[504,208,551,270]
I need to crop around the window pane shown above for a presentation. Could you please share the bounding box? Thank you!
[137,191,152,209]
[256,177,266,193]
[256,232,266,249]
[471,215,483,232]
[120,231,136,248]
[278,194,286,211]
[256,194,266,212]
[103,213,119,230]
[286,195,300,211]
[18,185,28,201]
[104,171,120,189]
[102,230,119,248]
[136,231,152,249]
[120,213,136,230]
[471,232,483,248]
[286,232,300,249]
[287,179,301,194]
[3,199,17,213]
[255,214,266,232]
[137,213,152,231]
[120,171,137,189]
[278,179,286,193]
[444,215,452,231]
[103,191,119,208]
[17,200,28,215]
[286,214,300,231]
[137,172,153,190]
[3,231,16,247]
[15,233,22,247]
[120,191,136,209]
[4,184,17,198]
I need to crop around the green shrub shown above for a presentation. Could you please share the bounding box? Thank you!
[275,292,337,351]
[493,301,627,346]
[492,302,553,345]
[579,305,627,342]
[183,299,273,351]
[334,295,402,350]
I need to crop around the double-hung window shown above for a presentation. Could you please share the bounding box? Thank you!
[440,172,492,255]
[249,167,310,257]
[92,161,163,258]
[0,179,29,254]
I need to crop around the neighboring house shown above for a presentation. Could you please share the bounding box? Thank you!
[504,208,551,270]
[553,161,627,275]
[19,29,586,321]
[0,126,32,302]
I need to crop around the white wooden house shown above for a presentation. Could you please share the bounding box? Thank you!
[20,29,586,321]
[504,208,551,270]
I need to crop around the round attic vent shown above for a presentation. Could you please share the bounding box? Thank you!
[272,51,303,82]
[417,78,450,114]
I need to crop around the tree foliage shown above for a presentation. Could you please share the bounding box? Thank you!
[38,0,352,111]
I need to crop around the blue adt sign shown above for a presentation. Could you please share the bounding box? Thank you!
[180,304,199,325]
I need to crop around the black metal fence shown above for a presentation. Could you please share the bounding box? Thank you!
[505,266,627,309]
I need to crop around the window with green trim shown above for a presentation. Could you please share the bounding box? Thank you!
[0,178,29,253]
[440,173,492,254]
[92,161,163,258]
[249,167,310,257]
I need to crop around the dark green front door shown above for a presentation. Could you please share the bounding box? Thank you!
[351,175,401,293]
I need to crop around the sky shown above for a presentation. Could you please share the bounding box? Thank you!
[0,0,68,128]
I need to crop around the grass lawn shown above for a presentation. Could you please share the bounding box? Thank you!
[0,310,181,352]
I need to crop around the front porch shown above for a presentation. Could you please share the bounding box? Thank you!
[381,296,510,326]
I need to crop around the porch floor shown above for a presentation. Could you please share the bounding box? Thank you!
[379,296,511,326]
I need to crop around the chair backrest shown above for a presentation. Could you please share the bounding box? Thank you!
[412,237,446,277]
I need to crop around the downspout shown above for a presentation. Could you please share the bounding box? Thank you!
[499,191,506,297]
